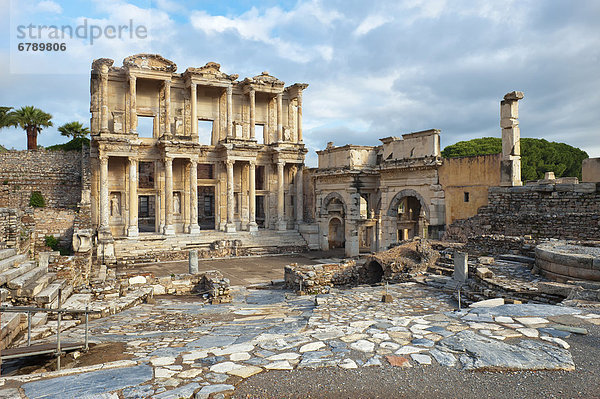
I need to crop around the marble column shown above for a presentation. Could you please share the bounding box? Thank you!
[276,161,286,231]
[296,165,303,225]
[100,65,109,132]
[225,160,236,232]
[249,88,256,140]
[226,86,233,138]
[127,158,139,237]
[248,161,258,232]
[189,160,200,234]
[164,80,171,136]
[297,91,303,143]
[129,74,137,134]
[190,83,197,139]
[277,93,283,142]
[164,157,175,235]
[99,155,110,233]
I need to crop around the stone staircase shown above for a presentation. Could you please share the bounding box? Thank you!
[113,229,309,265]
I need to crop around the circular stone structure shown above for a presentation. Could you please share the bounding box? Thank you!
[536,242,600,282]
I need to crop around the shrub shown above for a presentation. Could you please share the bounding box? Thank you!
[29,191,45,207]
[44,235,59,250]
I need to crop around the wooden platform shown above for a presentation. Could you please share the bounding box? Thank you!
[1,342,84,360]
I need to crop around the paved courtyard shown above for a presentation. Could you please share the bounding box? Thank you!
[1,278,599,398]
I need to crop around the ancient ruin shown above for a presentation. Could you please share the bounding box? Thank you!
[0,54,599,398]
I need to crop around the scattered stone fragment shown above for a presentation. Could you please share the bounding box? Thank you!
[196,384,235,399]
[429,348,456,367]
[540,336,570,349]
[350,339,375,352]
[395,345,425,355]
[264,361,293,370]
[410,353,432,365]
[299,341,326,352]
[227,366,263,378]
[209,362,243,373]
[385,355,412,368]
[339,359,358,369]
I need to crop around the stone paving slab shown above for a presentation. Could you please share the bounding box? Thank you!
[3,282,599,398]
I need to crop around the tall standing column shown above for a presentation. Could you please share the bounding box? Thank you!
[276,161,286,231]
[277,93,283,142]
[164,157,175,235]
[190,83,198,139]
[248,161,258,232]
[189,160,200,234]
[164,80,171,137]
[99,155,110,233]
[129,74,137,134]
[226,86,233,138]
[100,65,109,132]
[128,158,139,237]
[249,88,256,140]
[297,91,303,143]
[296,165,303,225]
[500,91,524,187]
[225,160,236,232]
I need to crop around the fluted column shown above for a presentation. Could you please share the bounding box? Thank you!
[277,93,283,142]
[190,83,197,139]
[249,161,258,232]
[225,160,236,232]
[127,158,139,237]
[297,91,303,143]
[226,86,233,138]
[189,160,200,234]
[99,155,110,232]
[276,161,286,231]
[296,165,303,225]
[129,74,137,134]
[100,65,109,132]
[164,80,171,136]
[249,88,256,140]
[164,157,175,235]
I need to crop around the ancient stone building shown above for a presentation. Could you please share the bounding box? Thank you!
[306,130,446,257]
[89,54,308,262]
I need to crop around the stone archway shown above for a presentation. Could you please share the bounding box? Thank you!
[364,260,384,284]
[328,217,345,248]
[387,189,430,241]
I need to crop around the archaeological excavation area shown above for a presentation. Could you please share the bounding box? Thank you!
[0,54,599,398]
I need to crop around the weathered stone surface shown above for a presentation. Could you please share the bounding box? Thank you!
[386,355,412,368]
[195,384,235,399]
[438,330,574,371]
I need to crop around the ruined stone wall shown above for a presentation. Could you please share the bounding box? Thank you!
[0,149,82,209]
[439,153,501,226]
[445,182,600,242]
[0,208,20,248]
[32,208,77,252]
[583,158,600,182]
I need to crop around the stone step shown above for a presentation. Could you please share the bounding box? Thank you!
[0,253,27,274]
[0,248,17,262]
[18,272,57,298]
[0,312,24,341]
[6,264,48,290]
[35,278,68,305]
[45,283,74,309]
[0,261,37,286]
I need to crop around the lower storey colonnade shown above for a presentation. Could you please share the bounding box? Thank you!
[97,155,304,237]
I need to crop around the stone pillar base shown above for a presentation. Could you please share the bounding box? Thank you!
[127,226,139,238]
[97,227,113,241]
[189,224,200,234]
[248,222,258,232]
[277,221,287,231]
[163,225,175,235]
[225,223,237,233]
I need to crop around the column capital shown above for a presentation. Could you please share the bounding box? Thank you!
[99,154,108,163]
[164,156,173,164]
[249,160,256,167]
[226,85,233,95]
[129,73,136,82]
[277,160,285,167]
[226,159,235,166]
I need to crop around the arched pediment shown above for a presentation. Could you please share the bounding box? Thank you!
[123,54,177,72]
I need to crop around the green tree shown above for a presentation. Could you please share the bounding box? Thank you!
[57,121,90,139]
[442,137,588,181]
[9,106,53,150]
[0,106,13,128]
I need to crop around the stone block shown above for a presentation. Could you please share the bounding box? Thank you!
[189,249,199,274]
[476,267,493,279]
[469,298,504,308]
[453,252,468,282]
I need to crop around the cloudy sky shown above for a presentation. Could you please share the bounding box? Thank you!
[0,0,598,166]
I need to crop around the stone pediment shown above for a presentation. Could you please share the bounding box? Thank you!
[185,62,238,82]
[123,54,177,72]
[243,71,284,88]
[91,58,114,72]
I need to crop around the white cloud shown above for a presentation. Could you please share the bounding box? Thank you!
[354,14,392,36]
[37,0,62,14]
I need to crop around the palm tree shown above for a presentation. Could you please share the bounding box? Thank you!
[9,106,53,150]
[58,121,90,139]
[0,107,13,128]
